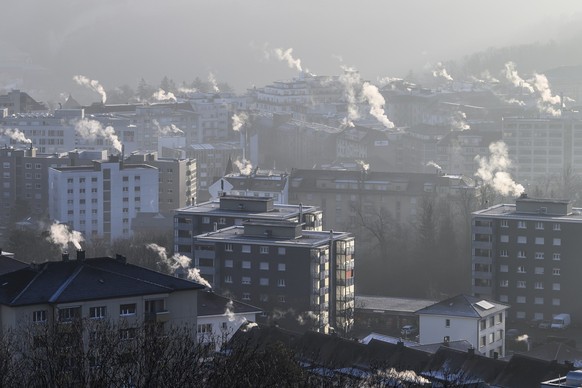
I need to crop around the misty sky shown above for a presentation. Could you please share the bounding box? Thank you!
[2,0,582,99]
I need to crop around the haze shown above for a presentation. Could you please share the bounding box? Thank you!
[2,0,582,100]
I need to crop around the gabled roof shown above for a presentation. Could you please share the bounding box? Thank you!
[0,254,28,276]
[197,291,262,317]
[492,354,574,388]
[415,294,509,319]
[0,257,204,306]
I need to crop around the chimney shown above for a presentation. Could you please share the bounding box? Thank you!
[468,346,475,356]
[115,254,127,264]
[493,352,498,360]
[213,222,218,232]
[62,252,70,262]
[443,336,450,346]
[76,250,85,261]
[299,203,303,224]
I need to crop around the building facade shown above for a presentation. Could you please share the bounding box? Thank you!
[472,195,580,322]
[191,220,354,335]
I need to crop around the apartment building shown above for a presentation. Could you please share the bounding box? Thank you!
[472,194,580,322]
[208,171,289,204]
[191,220,354,334]
[174,195,323,259]
[48,157,158,243]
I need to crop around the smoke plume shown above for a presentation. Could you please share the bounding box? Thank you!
[274,47,303,72]
[426,161,443,171]
[296,310,318,326]
[450,111,470,131]
[224,299,258,332]
[146,243,211,288]
[75,118,122,153]
[502,62,534,93]
[339,66,362,127]
[475,141,524,197]
[234,158,253,175]
[208,73,220,93]
[516,334,529,342]
[533,73,561,116]
[152,119,184,136]
[356,160,370,172]
[73,75,107,104]
[232,112,248,132]
[152,88,177,102]
[1,128,32,144]
[361,82,395,129]
[47,222,84,251]
[432,62,453,81]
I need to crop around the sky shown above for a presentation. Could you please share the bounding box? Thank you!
[2,0,582,100]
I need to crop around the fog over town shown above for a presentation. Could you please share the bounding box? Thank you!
[3,1,582,386]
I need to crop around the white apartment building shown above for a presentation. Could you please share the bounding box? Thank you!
[48,157,158,243]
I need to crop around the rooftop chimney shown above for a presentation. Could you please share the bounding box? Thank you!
[62,252,70,262]
[76,250,85,261]
[115,254,127,264]
[468,346,475,356]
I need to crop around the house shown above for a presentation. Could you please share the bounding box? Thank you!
[0,251,204,332]
[415,294,509,358]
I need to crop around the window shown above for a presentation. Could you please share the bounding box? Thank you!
[553,253,561,261]
[553,268,561,276]
[499,249,508,257]
[480,335,486,347]
[553,223,561,231]
[202,216,210,224]
[278,295,286,303]
[197,323,213,334]
[535,267,544,275]
[500,235,509,243]
[90,306,107,319]
[518,251,526,258]
[498,313,503,324]
[59,307,81,322]
[517,236,527,244]
[499,295,508,302]
[225,244,233,252]
[518,221,526,229]
[144,299,165,313]
[225,259,233,268]
[120,304,136,316]
[535,237,544,245]
[553,238,561,246]
[277,279,286,287]
[489,316,495,327]
[260,246,269,254]
[516,296,526,303]
[535,252,544,260]
[553,283,561,291]
[480,320,486,330]
[445,319,450,328]
[120,328,137,340]
[500,220,509,228]
[489,333,495,343]
[242,261,251,269]
[500,280,509,287]
[242,292,251,301]
[242,276,251,285]
[278,247,286,255]
[218,217,226,225]
[517,280,526,288]
[242,245,251,253]
[499,265,508,273]
[260,294,269,302]
[260,262,269,270]
[225,275,233,284]
[278,263,286,271]
[260,278,269,286]
[516,311,526,319]
[553,298,561,306]
[535,297,544,304]
[33,310,47,323]
[535,222,544,230]
[517,266,526,273]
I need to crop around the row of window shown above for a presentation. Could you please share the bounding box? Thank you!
[499,251,561,260]
[67,176,141,184]
[224,260,286,271]
[225,244,286,255]
[499,236,561,245]
[499,280,560,290]
[224,276,286,287]
[480,331,504,347]
[501,220,561,230]
[499,265,560,275]
[240,293,285,303]
[479,313,504,330]
[33,303,139,323]
[498,295,561,306]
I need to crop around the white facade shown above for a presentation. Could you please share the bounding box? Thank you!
[197,312,258,351]
[48,160,159,243]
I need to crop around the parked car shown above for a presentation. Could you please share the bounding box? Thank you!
[538,320,552,329]
[551,313,571,330]
[400,325,418,337]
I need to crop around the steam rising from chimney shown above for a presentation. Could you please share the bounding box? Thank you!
[74,118,122,153]
[47,222,84,251]
[427,161,443,171]
[516,334,529,342]
[1,128,32,144]
[274,47,303,72]
[296,310,318,325]
[146,243,211,288]
[339,66,361,127]
[232,112,248,132]
[475,141,524,196]
[73,75,107,104]
[356,160,370,172]
[152,88,177,102]
[362,82,395,129]
[503,62,534,93]
[207,73,220,93]
[432,62,453,81]
[234,158,253,175]
[224,299,258,332]
[450,111,470,131]
[152,119,184,136]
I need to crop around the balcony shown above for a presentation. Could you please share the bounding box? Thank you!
[473,226,493,235]
[145,310,170,323]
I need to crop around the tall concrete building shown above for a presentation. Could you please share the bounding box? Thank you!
[192,220,355,335]
[472,195,580,322]
[48,157,158,243]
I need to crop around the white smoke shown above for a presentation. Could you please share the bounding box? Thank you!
[356,160,370,172]
[152,119,184,136]
[152,88,177,102]
[274,47,303,72]
[377,76,403,87]
[146,243,211,288]
[450,111,470,131]
[73,75,107,104]
[361,82,395,129]
[426,161,443,171]
[296,311,318,326]
[475,141,524,197]
[503,62,534,93]
[516,334,529,342]
[74,118,122,153]
[47,222,84,251]
[224,299,258,332]
[208,73,220,93]
[432,62,453,81]
[234,158,253,175]
[533,73,561,116]
[232,112,248,132]
[339,66,362,127]
[177,86,198,95]
[504,98,526,106]
[366,368,430,385]
[1,128,32,144]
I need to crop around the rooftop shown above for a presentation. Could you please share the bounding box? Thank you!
[415,294,509,319]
